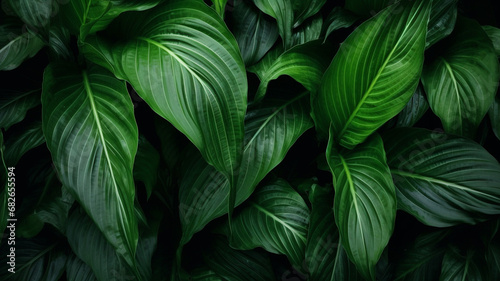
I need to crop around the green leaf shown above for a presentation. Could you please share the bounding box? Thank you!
[440,246,488,281]
[61,0,161,39]
[394,84,429,128]
[394,230,449,281]
[179,94,312,245]
[0,19,44,71]
[489,95,500,141]
[0,89,40,130]
[0,237,65,281]
[312,0,431,148]
[383,128,500,227]
[190,268,223,281]
[16,214,44,238]
[422,17,500,138]
[323,7,360,42]
[3,121,45,166]
[292,0,326,28]
[327,134,396,280]
[134,135,160,199]
[42,62,139,269]
[345,0,394,17]
[225,179,310,269]
[82,0,247,181]
[483,25,500,56]
[35,186,74,235]
[426,0,457,49]
[5,0,52,30]
[211,0,228,18]
[66,254,98,281]
[230,0,279,66]
[249,41,332,101]
[290,15,323,46]
[203,236,275,281]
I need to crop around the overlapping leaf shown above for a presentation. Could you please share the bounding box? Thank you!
[383,128,500,227]
[394,84,429,128]
[3,121,45,166]
[42,62,139,269]
[211,0,228,17]
[422,17,499,138]
[327,134,396,280]
[323,7,359,42]
[133,136,160,199]
[426,0,457,49]
[440,246,488,281]
[178,94,312,245]
[225,179,309,268]
[82,0,247,181]
[0,89,40,130]
[312,0,431,148]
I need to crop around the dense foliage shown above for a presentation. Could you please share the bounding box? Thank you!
[1,0,500,280]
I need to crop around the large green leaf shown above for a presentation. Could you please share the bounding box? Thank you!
[42,63,139,269]
[82,0,247,182]
[0,89,40,130]
[383,128,500,227]
[327,134,396,280]
[483,25,500,56]
[61,0,161,39]
[344,0,394,17]
[224,179,309,269]
[203,236,275,281]
[0,19,44,71]
[249,41,332,101]
[3,121,45,166]
[426,0,457,49]
[312,0,431,148]
[422,17,499,138]
[179,94,312,245]
[230,0,279,66]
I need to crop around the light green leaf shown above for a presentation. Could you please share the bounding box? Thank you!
[249,41,331,101]
[440,246,488,281]
[42,62,139,269]
[0,19,44,71]
[483,25,500,56]
[327,134,396,280]
[134,135,160,200]
[211,0,228,18]
[61,0,161,39]
[225,179,310,269]
[490,95,500,141]
[383,128,500,227]
[422,17,499,138]
[0,237,65,281]
[66,254,98,281]
[426,0,457,49]
[230,0,279,66]
[312,0,431,148]
[323,6,360,42]
[179,94,312,245]
[203,236,275,281]
[345,0,394,17]
[3,121,45,166]
[0,89,40,130]
[394,84,429,128]
[82,0,247,181]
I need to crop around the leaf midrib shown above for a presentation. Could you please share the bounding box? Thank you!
[441,58,463,131]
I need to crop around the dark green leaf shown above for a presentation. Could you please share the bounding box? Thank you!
[42,62,139,269]
[66,254,98,281]
[489,95,500,141]
[291,15,323,46]
[0,89,40,130]
[0,19,44,71]
[426,0,457,49]
[383,128,500,227]
[35,186,74,235]
[422,17,499,138]
[345,0,394,17]
[203,236,275,281]
[394,84,429,128]
[323,7,360,42]
[190,268,223,281]
[16,213,44,238]
[483,25,500,56]
[3,121,45,166]
[312,0,431,148]
[134,135,160,199]
[327,134,396,280]
[5,0,52,30]
[440,246,488,281]
[179,94,312,245]
[225,179,309,269]
[249,41,331,101]
[82,0,247,181]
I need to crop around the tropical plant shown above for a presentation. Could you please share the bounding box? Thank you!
[1,0,500,280]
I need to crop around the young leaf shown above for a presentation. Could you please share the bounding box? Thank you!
[178,94,312,245]
[426,0,457,49]
[3,121,45,166]
[82,0,247,181]
[0,19,44,71]
[224,179,310,269]
[422,17,500,138]
[203,236,275,281]
[383,128,500,227]
[0,89,40,130]
[327,134,396,280]
[134,135,160,200]
[312,0,432,148]
[211,0,228,18]
[230,0,279,66]
[394,84,429,128]
[249,41,332,101]
[42,63,139,269]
